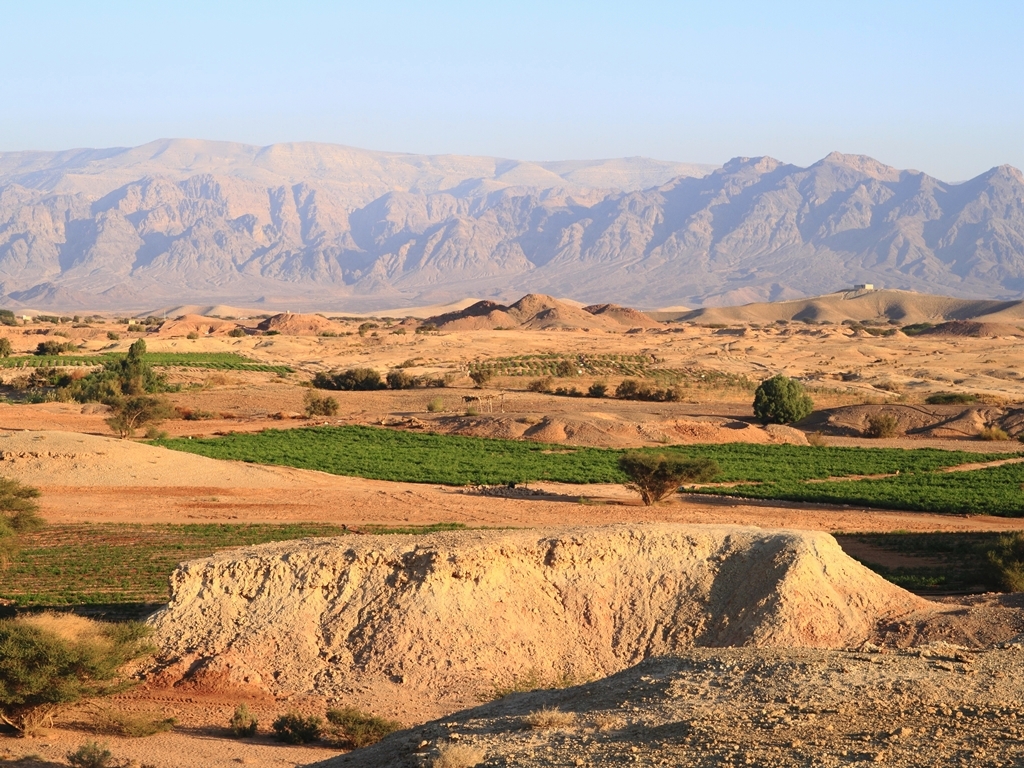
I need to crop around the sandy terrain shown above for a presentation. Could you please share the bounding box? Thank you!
[1,301,1023,767]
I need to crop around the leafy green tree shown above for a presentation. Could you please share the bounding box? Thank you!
[0,617,152,733]
[70,339,167,403]
[752,375,813,425]
[0,477,42,568]
[618,452,719,505]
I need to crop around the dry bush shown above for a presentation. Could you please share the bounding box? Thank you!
[426,397,444,413]
[523,706,576,730]
[980,426,1010,441]
[433,743,486,768]
[94,706,175,737]
[325,706,400,748]
[304,390,339,417]
[806,431,828,447]
[865,413,901,438]
[67,741,115,768]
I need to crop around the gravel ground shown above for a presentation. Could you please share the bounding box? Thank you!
[316,643,1024,768]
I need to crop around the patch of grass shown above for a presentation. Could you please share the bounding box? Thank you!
[980,426,1010,441]
[154,426,1007,488]
[94,707,175,737]
[523,707,576,730]
[433,744,486,768]
[0,522,466,607]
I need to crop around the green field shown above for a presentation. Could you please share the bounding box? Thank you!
[0,351,292,373]
[0,522,465,608]
[834,532,1018,592]
[154,426,1018,512]
[696,460,1024,517]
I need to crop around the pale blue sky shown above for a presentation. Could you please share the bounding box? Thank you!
[2,0,1022,180]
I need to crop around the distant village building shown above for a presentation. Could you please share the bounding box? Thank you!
[853,284,874,291]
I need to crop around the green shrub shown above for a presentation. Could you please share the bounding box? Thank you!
[326,706,400,748]
[979,426,1009,441]
[230,703,258,737]
[469,369,492,388]
[865,413,901,439]
[0,338,11,357]
[227,327,246,338]
[0,616,152,733]
[986,533,1024,591]
[313,368,384,391]
[106,331,120,341]
[272,711,322,744]
[67,741,115,768]
[587,382,608,398]
[0,310,16,327]
[386,370,420,389]
[34,340,74,356]
[752,375,813,424]
[618,452,719,505]
[614,379,679,402]
[426,397,444,413]
[304,391,339,417]
[925,392,977,405]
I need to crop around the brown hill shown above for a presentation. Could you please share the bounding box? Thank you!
[918,320,1024,338]
[654,289,1024,326]
[426,294,655,331]
[155,314,240,338]
[255,312,342,336]
[148,525,930,715]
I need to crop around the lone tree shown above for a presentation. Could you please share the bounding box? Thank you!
[618,452,719,506]
[752,375,813,425]
[105,395,175,439]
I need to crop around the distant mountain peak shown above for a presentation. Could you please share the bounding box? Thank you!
[0,141,1023,311]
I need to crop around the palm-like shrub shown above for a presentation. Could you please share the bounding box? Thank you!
[618,452,719,505]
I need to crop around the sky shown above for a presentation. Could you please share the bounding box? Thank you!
[2,0,1022,181]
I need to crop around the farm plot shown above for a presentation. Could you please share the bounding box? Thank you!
[155,425,1007,488]
[1,522,465,608]
[0,352,292,373]
[696,461,1024,517]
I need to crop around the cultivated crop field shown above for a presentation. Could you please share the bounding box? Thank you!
[0,522,466,609]
[0,351,292,373]
[155,426,1017,511]
[698,460,1024,517]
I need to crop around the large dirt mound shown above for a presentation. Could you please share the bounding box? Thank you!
[426,294,652,332]
[428,414,808,447]
[148,525,931,711]
[155,314,240,338]
[256,312,343,335]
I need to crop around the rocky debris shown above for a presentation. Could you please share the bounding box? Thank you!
[148,525,934,716]
[456,484,551,499]
[312,643,1024,768]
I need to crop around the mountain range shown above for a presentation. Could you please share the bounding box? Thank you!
[0,139,1022,310]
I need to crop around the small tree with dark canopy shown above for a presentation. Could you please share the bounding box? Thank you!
[752,375,813,425]
[618,452,719,506]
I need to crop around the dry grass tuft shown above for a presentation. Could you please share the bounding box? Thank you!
[591,713,622,731]
[93,707,176,737]
[20,612,105,645]
[432,743,486,768]
[979,426,1010,441]
[523,706,577,730]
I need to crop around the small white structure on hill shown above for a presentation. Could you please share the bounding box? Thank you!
[853,283,875,291]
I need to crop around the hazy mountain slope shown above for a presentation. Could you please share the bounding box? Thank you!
[0,141,1022,309]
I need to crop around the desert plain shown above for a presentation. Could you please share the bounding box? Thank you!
[2,289,1024,767]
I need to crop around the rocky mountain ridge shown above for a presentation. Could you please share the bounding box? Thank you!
[1,140,1022,309]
